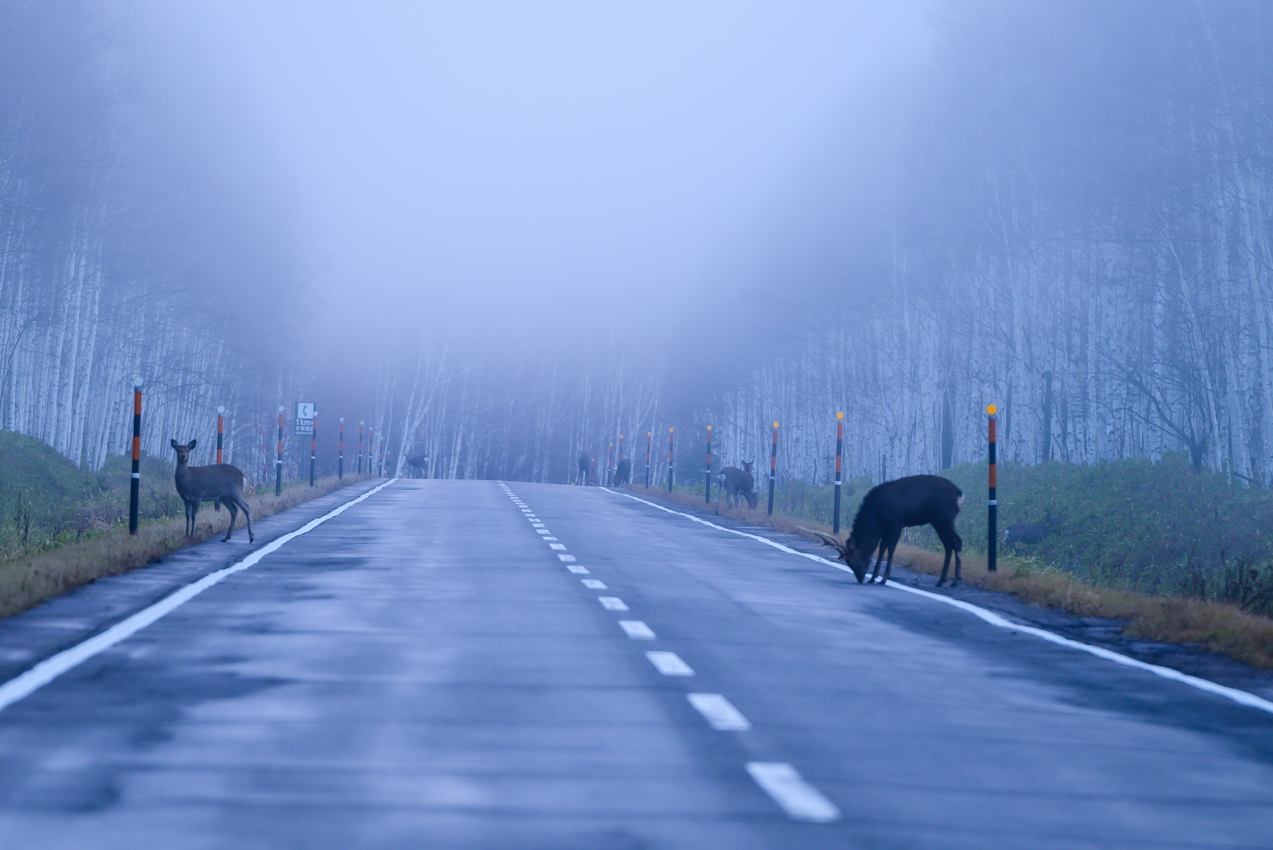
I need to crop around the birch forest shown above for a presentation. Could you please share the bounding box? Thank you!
[8,0,1273,495]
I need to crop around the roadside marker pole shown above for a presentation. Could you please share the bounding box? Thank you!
[379,438,384,478]
[368,428,373,477]
[645,431,652,488]
[216,406,225,464]
[834,412,843,535]
[309,414,317,486]
[276,406,284,496]
[705,425,713,503]
[668,427,675,493]
[358,422,364,474]
[338,419,344,480]
[607,441,614,486]
[768,422,778,516]
[988,404,998,573]
[129,377,143,535]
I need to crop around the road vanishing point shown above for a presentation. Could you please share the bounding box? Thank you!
[1,480,1271,849]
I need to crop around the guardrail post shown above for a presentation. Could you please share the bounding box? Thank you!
[276,406,284,496]
[988,404,998,573]
[768,422,778,516]
[129,377,143,534]
[705,425,713,503]
[834,411,843,534]
[216,406,225,464]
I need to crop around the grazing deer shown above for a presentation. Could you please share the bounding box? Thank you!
[613,457,631,485]
[170,439,254,543]
[1004,515,1058,549]
[716,461,758,513]
[806,474,963,586]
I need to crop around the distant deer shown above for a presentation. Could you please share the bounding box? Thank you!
[806,474,963,586]
[577,453,592,485]
[170,439,254,543]
[1004,514,1058,549]
[405,454,430,479]
[613,457,631,485]
[716,461,758,513]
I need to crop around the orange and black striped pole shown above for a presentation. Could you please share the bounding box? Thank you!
[987,404,998,573]
[276,405,284,496]
[216,406,225,464]
[667,427,675,493]
[768,422,779,516]
[607,441,614,485]
[358,421,364,474]
[309,412,317,487]
[834,412,844,534]
[704,425,713,503]
[339,418,344,480]
[129,377,144,534]
[378,438,384,477]
[645,431,652,488]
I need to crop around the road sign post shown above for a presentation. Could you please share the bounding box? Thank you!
[309,413,317,487]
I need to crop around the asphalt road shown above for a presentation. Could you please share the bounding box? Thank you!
[1,479,1271,849]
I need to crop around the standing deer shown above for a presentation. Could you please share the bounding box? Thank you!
[806,474,963,586]
[715,461,758,513]
[577,453,592,485]
[613,457,631,485]
[170,439,255,543]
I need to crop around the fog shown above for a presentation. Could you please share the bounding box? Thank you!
[139,1,930,342]
[9,1,1273,488]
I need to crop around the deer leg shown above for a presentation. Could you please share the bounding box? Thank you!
[238,497,254,543]
[222,499,238,541]
[867,544,884,584]
[937,548,952,586]
[934,521,960,586]
[185,498,194,536]
[190,499,200,536]
[882,542,898,583]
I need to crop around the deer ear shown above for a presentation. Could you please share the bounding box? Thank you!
[189,438,197,450]
[171,439,180,449]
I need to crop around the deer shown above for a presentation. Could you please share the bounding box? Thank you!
[170,439,254,543]
[577,453,592,485]
[613,457,631,485]
[804,474,963,586]
[1004,514,1058,549]
[715,461,758,513]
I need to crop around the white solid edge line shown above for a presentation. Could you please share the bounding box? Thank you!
[746,762,840,823]
[604,488,1273,716]
[0,479,399,715]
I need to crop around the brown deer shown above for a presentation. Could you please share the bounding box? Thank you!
[170,439,254,542]
[716,461,758,513]
[805,474,963,586]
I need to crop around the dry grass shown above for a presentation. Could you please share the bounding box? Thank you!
[623,484,1273,669]
[0,475,372,619]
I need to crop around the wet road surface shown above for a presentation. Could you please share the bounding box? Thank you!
[1,479,1271,849]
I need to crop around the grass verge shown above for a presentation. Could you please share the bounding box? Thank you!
[0,474,372,620]
[622,484,1273,670]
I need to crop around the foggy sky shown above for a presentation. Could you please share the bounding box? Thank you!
[135,1,931,346]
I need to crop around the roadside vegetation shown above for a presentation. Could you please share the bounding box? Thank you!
[625,454,1273,669]
[0,430,369,618]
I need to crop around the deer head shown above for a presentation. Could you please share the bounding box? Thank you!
[170,438,197,465]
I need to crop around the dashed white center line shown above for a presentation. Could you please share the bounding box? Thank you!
[558,554,576,562]
[619,620,655,639]
[549,543,567,550]
[688,693,752,731]
[581,579,607,589]
[536,529,550,535]
[646,651,693,676]
[567,565,590,574]
[531,523,544,528]
[598,596,628,611]
[745,763,840,823]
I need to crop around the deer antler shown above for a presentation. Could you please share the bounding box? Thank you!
[796,526,847,558]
